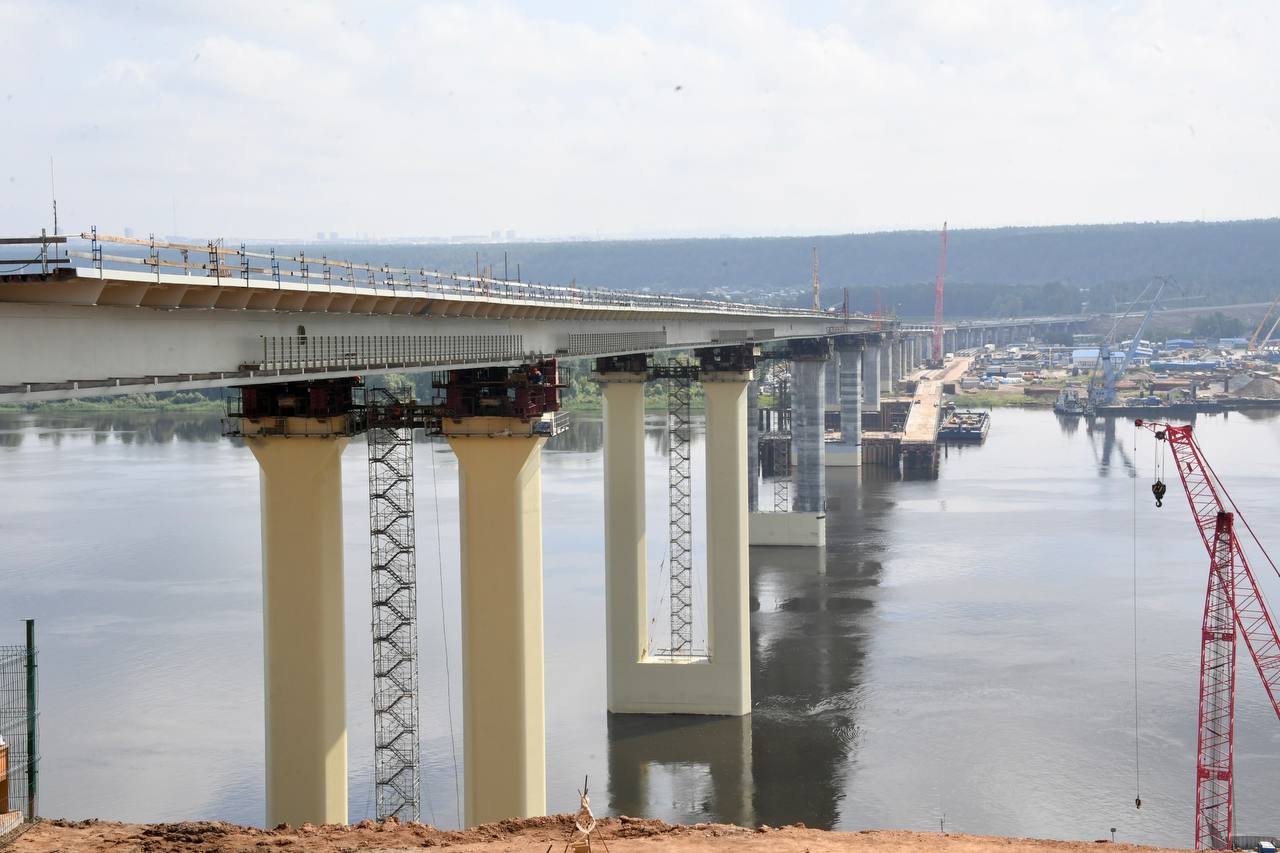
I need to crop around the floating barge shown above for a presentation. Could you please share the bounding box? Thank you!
[938,410,990,442]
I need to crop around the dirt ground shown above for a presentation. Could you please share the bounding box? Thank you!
[4,815,1189,853]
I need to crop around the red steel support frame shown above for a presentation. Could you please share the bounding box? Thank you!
[1197,511,1235,850]
[1137,420,1280,849]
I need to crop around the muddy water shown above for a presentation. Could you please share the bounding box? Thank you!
[1,409,1278,846]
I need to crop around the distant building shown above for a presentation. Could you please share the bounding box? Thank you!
[329,232,338,241]
[1071,348,1126,369]
[505,229,516,241]
[1219,337,1249,350]
[1165,338,1195,350]
[316,231,326,240]
[123,227,134,238]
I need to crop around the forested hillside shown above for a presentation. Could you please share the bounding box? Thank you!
[288,219,1280,319]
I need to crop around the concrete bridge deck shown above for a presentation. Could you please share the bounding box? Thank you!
[0,232,864,402]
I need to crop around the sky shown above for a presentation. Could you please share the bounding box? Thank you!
[1,0,1277,241]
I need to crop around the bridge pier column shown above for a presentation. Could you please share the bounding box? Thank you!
[823,352,839,414]
[792,357,826,515]
[248,433,350,828]
[747,379,760,513]
[828,338,862,467]
[880,339,893,388]
[602,359,751,715]
[233,381,362,829]
[446,417,548,826]
[861,342,881,412]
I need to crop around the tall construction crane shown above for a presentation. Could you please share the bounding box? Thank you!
[1086,278,1167,414]
[931,222,947,368]
[1136,419,1280,849]
[1247,293,1280,351]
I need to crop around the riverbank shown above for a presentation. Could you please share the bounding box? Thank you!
[0,392,224,414]
[7,816,1186,853]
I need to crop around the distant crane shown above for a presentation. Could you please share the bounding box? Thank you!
[1136,420,1280,849]
[930,222,948,367]
[1086,277,1168,414]
[1247,292,1280,351]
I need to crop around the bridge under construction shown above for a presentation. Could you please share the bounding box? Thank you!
[0,230,1087,828]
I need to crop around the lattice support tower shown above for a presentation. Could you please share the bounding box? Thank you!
[1197,511,1236,851]
[667,370,695,656]
[366,387,423,822]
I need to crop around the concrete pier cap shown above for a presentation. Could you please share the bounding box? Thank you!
[598,344,756,717]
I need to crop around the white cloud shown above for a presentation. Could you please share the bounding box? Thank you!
[0,0,1277,241]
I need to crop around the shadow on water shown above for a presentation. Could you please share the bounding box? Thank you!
[605,465,888,829]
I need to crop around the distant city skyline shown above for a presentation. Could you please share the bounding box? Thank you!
[2,1,1277,240]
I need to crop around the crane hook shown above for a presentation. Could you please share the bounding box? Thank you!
[1151,480,1167,507]
[1135,797,1142,809]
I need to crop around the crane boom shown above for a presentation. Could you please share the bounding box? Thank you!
[1088,279,1166,412]
[1247,292,1280,351]
[1137,419,1280,849]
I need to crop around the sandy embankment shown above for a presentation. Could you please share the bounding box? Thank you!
[4,815,1187,853]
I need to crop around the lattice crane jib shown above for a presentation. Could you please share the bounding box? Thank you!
[1138,419,1280,850]
[366,388,422,822]
[667,372,694,656]
[1197,511,1235,850]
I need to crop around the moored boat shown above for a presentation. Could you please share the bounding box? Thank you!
[939,409,990,442]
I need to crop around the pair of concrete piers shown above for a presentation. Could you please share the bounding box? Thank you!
[243,392,549,828]
[240,346,766,830]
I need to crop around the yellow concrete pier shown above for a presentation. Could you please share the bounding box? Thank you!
[247,434,350,828]
[446,418,548,826]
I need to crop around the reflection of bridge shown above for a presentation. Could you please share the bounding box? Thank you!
[0,231,1085,830]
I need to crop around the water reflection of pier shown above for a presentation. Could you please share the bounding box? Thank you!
[606,466,886,829]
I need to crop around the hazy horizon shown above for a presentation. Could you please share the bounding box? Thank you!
[3,1,1278,241]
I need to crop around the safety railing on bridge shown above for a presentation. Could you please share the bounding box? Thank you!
[0,233,70,276]
[31,229,861,320]
[246,333,528,373]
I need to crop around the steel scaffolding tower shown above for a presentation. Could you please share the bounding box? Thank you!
[366,388,422,822]
[667,372,695,656]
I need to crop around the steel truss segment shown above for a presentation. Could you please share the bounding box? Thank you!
[1196,511,1235,851]
[1152,424,1280,723]
[666,372,695,656]
[366,388,422,822]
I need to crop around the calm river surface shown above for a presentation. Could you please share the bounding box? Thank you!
[1,408,1278,845]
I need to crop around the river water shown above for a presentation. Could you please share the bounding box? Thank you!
[1,408,1278,846]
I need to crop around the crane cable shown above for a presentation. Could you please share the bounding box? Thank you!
[1132,420,1143,810]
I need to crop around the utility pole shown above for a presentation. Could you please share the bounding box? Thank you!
[25,619,37,820]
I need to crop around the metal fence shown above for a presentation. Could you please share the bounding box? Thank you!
[0,621,38,821]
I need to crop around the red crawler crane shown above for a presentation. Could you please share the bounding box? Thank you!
[932,222,947,367]
[1136,420,1280,850]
